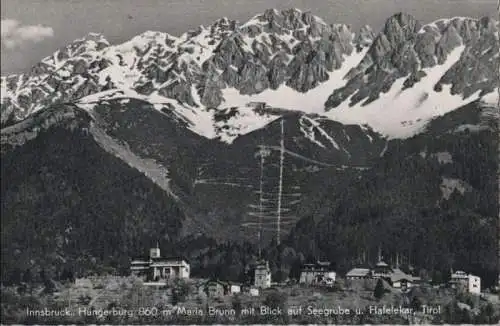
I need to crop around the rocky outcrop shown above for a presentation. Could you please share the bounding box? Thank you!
[2,9,370,123]
[325,14,499,110]
[1,9,497,127]
[434,17,499,98]
[355,25,375,51]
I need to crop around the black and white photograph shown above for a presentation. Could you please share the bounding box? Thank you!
[1,0,499,324]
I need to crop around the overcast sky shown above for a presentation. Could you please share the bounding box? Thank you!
[1,0,497,75]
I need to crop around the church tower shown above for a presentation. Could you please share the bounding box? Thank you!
[149,241,160,259]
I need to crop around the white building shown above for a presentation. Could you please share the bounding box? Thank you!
[450,270,481,294]
[468,274,481,295]
[299,261,336,286]
[229,284,241,295]
[254,260,272,289]
[130,244,190,282]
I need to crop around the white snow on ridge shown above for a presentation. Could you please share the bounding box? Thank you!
[178,27,217,65]
[221,48,369,113]
[481,89,500,106]
[98,63,140,89]
[75,87,219,138]
[75,86,278,144]
[214,107,279,143]
[220,45,489,140]
[325,45,484,139]
[75,87,212,133]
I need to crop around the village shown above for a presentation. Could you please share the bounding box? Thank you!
[2,241,499,325]
[129,243,486,298]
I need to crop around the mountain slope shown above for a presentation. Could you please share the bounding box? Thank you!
[2,10,497,142]
[0,8,498,286]
[1,105,188,279]
[324,15,499,138]
[285,99,499,287]
[0,81,498,287]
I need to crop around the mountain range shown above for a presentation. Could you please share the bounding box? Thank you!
[1,9,499,286]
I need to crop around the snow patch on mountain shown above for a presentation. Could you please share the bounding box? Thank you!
[75,88,218,138]
[481,89,500,106]
[213,106,279,143]
[325,45,483,138]
[178,27,218,65]
[75,86,274,143]
[299,115,341,150]
[220,48,368,113]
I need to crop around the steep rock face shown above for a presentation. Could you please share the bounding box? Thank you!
[201,9,358,99]
[434,17,500,98]
[1,8,370,125]
[326,13,423,107]
[241,8,329,39]
[1,34,113,125]
[325,14,499,110]
[1,9,498,143]
[354,25,376,51]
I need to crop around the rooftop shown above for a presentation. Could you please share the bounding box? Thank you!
[390,268,416,283]
[375,261,389,267]
[301,261,334,271]
[131,256,189,263]
[346,268,371,277]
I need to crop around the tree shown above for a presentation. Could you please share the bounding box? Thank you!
[231,295,242,316]
[431,270,443,285]
[289,258,303,281]
[373,279,385,300]
[263,291,289,324]
[410,295,422,311]
[171,280,190,305]
[264,290,288,310]
[59,267,75,283]
[273,269,288,283]
[6,268,23,285]
[475,303,499,324]
[22,269,33,284]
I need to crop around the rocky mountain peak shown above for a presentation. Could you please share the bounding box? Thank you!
[1,10,497,142]
[59,32,110,58]
[135,30,176,41]
[78,32,110,45]
[382,12,422,46]
[326,13,498,116]
[211,17,239,33]
[241,8,328,38]
[354,25,375,50]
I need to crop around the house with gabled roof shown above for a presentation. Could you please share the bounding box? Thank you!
[346,268,372,280]
[389,268,419,289]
